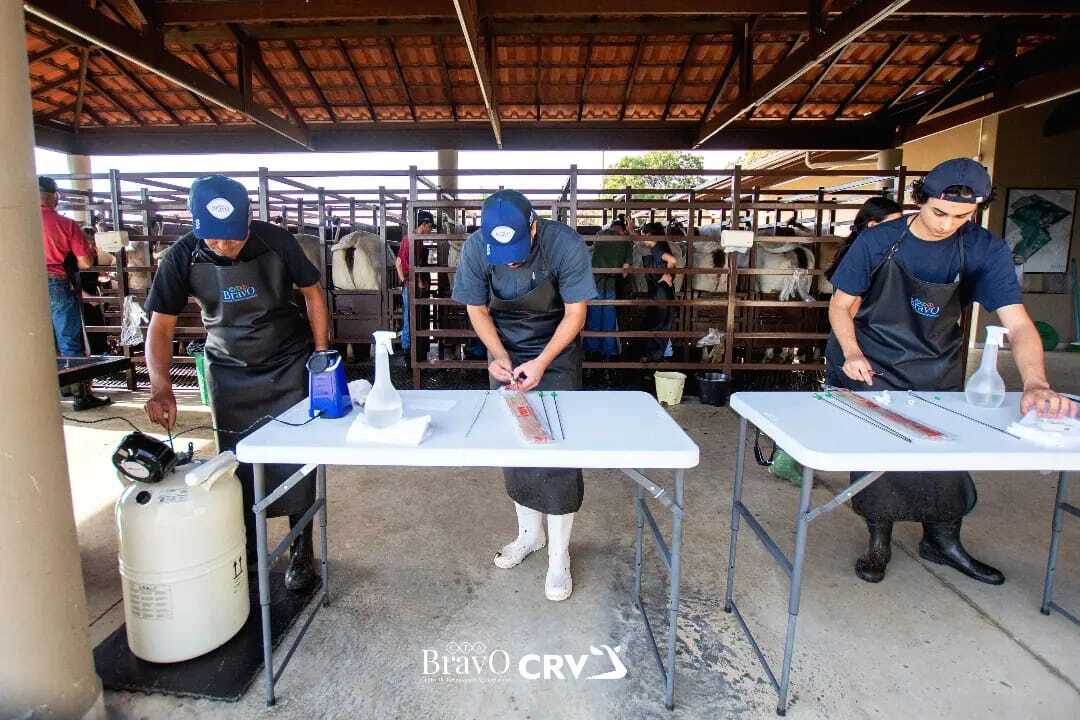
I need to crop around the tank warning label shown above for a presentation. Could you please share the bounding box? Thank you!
[232,554,245,590]
[127,581,173,620]
[156,487,190,504]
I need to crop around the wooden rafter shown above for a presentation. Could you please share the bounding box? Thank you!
[336,38,377,121]
[534,37,542,121]
[662,34,699,121]
[833,35,907,118]
[385,38,417,122]
[883,36,959,109]
[101,51,183,125]
[696,0,911,146]
[28,42,72,64]
[26,0,310,146]
[618,36,646,122]
[191,43,230,87]
[432,36,457,122]
[700,34,742,123]
[226,24,308,131]
[73,47,89,130]
[917,35,993,120]
[578,34,594,121]
[785,49,844,120]
[451,0,502,147]
[85,75,144,124]
[31,67,82,95]
[287,40,336,121]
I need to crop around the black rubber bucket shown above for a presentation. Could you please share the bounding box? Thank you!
[697,372,731,406]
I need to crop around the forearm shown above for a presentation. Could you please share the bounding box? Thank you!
[1009,321,1050,390]
[394,258,406,284]
[146,322,175,393]
[466,305,509,360]
[302,286,331,350]
[538,307,586,367]
[828,299,863,358]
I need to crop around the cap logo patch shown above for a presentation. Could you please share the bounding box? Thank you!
[491,225,516,244]
[206,197,235,220]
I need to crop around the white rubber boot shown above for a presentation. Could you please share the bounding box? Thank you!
[493,503,546,569]
[545,512,575,601]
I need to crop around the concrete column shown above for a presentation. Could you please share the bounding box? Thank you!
[877,148,903,198]
[1,3,104,719]
[66,153,93,225]
[437,148,458,200]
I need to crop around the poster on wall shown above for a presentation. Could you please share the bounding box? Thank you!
[1003,188,1076,273]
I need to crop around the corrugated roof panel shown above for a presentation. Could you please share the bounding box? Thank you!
[582,104,620,120]
[499,105,537,121]
[372,105,414,121]
[622,104,664,120]
[332,106,372,122]
[540,105,579,121]
[667,103,704,120]
[415,105,453,121]
[456,105,489,121]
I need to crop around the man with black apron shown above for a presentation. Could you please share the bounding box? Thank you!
[827,158,1075,585]
[144,175,331,593]
[452,190,597,601]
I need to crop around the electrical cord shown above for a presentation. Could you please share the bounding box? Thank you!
[63,411,324,452]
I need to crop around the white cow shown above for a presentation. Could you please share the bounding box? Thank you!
[330,230,383,290]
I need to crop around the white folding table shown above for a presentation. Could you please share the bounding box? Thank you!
[725,390,1080,716]
[236,389,699,708]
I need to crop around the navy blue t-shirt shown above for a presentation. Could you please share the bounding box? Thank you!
[452,218,597,306]
[830,217,1021,311]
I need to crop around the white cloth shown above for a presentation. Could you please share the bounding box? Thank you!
[346,413,431,446]
[349,379,372,406]
[1007,410,1080,448]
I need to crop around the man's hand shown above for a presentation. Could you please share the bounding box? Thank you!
[145,387,177,430]
[621,262,631,278]
[512,357,549,392]
[488,356,514,384]
[1021,385,1078,418]
[842,353,875,385]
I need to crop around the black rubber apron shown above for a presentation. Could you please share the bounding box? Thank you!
[487,238,584,515]
[825,221,976,522]
[188,236,315,518]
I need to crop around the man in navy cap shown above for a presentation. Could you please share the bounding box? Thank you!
[143,175,330,592]
[453,189,596,601]
[827,157,1076,586]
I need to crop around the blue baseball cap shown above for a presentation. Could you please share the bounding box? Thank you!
[481,190,534,264]
[921,158,992,204]
[188,175,251,240]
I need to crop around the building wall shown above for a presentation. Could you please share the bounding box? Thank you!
[979,100,1080,346]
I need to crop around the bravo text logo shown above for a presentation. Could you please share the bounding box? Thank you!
[910,297,940,318]
[222,284,257,302]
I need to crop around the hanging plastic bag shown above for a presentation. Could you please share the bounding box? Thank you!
[779,267,815,302]
[120,296,149,346]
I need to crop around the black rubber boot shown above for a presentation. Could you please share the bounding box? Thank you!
[284,518,319,592]
[73,382,110,411]
[919,521,1005,585]
[854,520,893,583]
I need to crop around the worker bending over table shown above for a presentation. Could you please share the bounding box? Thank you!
[827,157,1076,585]
[143,175,330,593]
[452,190,597,601]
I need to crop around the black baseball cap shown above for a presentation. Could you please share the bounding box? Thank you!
[38,176,58,193]
[921,158,992,204]
[416,210,435,226]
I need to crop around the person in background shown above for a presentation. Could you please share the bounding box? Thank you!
[39,175,110,410]
[584,216,632,360]
[827,158,1076,586]
[452,190,596,602]
[824,196,904,284]
[639,221,679,362]
[396,210,435,362]
[144,175,328,593]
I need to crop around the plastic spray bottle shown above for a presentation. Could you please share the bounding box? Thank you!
[366,331,403,428]
[964,325,1008,408]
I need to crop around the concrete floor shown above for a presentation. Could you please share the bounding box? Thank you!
[63,351,1080,719]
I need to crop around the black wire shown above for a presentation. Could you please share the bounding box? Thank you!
[63,411,324,443]
[62,415,143,433]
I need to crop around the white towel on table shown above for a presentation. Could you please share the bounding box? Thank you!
[345,413,431,446]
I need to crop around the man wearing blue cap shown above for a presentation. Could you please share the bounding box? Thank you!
[827,157,1075,586]
[453,189,597,601]
[142,175,330,592]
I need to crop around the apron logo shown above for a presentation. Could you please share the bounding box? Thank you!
[206,197,235,220]
[222,283,257,302]
[910,297,940,318]
[491,225,516,244]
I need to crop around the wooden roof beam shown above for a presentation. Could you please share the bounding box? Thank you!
[700,35,741,125]
[618,36,646,122]
[695,0,910,147]
[25,0,311,148]
[784,48,843,120]
[227,24,309,133]
[452,0,502,147]
[73,46,89,130]
[335,38,377,121]
[28,41,73,64]
[883,36,959,110]
[433,36,458,122]
[385,38,417,122]
[833,35,907,118]
[286,40,337,122]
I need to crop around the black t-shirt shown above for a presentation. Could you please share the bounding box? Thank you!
[145,220,321,316]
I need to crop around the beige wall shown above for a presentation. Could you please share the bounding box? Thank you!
[979,101,1080,346]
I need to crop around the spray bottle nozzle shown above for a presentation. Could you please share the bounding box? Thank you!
[984,325,1008,346]
[372,331,397,356]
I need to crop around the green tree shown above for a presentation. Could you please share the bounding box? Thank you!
[603,151,706,199]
